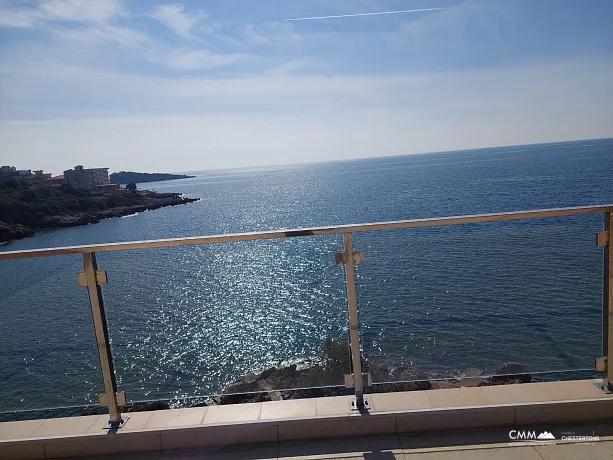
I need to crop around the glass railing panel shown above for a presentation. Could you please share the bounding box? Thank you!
[97,234,351,407]
[354,214,603,391]
[0,255,103,420]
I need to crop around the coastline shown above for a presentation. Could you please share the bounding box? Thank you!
[109,172,196,184]
[0,192,199,244]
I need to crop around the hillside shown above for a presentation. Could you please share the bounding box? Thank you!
[0,180,198,243]
[110,171,195,184]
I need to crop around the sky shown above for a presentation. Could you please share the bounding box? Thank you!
[0,0,612,174]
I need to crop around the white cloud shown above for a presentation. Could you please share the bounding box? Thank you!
[0,5,41,27]
[40,0,122,23]
[1,0,611,172]
[50,23,151,49]
[1,3,245,72]
[265,58,318,75]
[0,0,122,27]
[147,47,249,70]
[2,55,612,173]
[242,21,302,47]
[151,3,204,37]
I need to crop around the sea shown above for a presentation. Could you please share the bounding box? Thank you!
[1,138,613,419]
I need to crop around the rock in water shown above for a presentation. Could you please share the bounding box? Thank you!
[489,362,531,384]
[460,368,484,387]
[124,401,171,412]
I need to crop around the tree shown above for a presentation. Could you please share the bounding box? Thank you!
[126,182,137,193]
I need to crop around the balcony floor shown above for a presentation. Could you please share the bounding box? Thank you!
[66,422,613,460]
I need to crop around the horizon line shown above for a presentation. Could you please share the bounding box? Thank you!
[169,137,613,175]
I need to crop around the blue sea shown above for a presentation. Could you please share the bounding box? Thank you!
[1,138,613,418]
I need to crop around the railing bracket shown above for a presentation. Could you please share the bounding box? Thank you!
[350,397,371,411]
[78,269,108,286]
[597,231,610,247]
[98,391,127,407]
[594,381,613,394]
[335,250,363,265]
[104,415,129,429]
[344,373,372,389]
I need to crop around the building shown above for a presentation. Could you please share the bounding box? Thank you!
[0,167,53,187]
[64,165,110,191]
[20,170,52,186]
[41,175,66,188]
[0,165,16,175]
[32,170,52,181]
[12,169,51,186]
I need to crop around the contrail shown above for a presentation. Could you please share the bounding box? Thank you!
[285,7,446,21]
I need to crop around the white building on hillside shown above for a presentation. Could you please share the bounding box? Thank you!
[64,165,110,191]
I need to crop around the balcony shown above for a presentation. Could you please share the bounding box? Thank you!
[1,205,612,459]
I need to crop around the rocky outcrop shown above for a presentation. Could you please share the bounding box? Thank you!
[217,363,348,404]
[124,401,171,412]
[488,362,531,384]
[34,195,199,229]
[110,172,195,184]
[216,356,532,405]
[78,338,533,412]
[459,368,485,387]
[0,221,35,242]
[81,400,170,416]
[0,193,199,243]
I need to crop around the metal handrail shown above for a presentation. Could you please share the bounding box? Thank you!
[1,204,612,425]
[1,204,612,260]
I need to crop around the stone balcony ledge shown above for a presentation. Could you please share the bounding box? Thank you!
[1,379,612,459]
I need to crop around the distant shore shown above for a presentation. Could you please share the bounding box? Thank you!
[0,184,199,244]
[110,171,195,184]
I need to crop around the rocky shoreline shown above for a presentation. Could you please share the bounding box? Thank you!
[0,192,199,243]
[83,340,533,416]
[82,360,533,416]
[214,358,531,405]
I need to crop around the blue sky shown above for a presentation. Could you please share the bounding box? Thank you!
[0,0,612,173]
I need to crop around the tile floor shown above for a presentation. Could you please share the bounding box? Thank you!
[60,422,613,460]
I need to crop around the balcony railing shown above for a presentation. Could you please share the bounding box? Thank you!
[1,204,612,428]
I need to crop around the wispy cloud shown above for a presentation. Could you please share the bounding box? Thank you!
[1,0,612,172]
[146,47,249,71]
[285,7,447,22]
[0,5,40,28]
[0,1,250,72]
[150,3,205,37]
[50,23,151,49]
[40,0,122,23]
[0,0,122,27]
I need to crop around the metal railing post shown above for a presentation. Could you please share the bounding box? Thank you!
[339,232,370,410]
[604,213,613,391]
[80,252,127,428]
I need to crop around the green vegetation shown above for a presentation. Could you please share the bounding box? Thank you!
[0,179,198,242]
[110,171,194,184]
[1,180,142,225]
